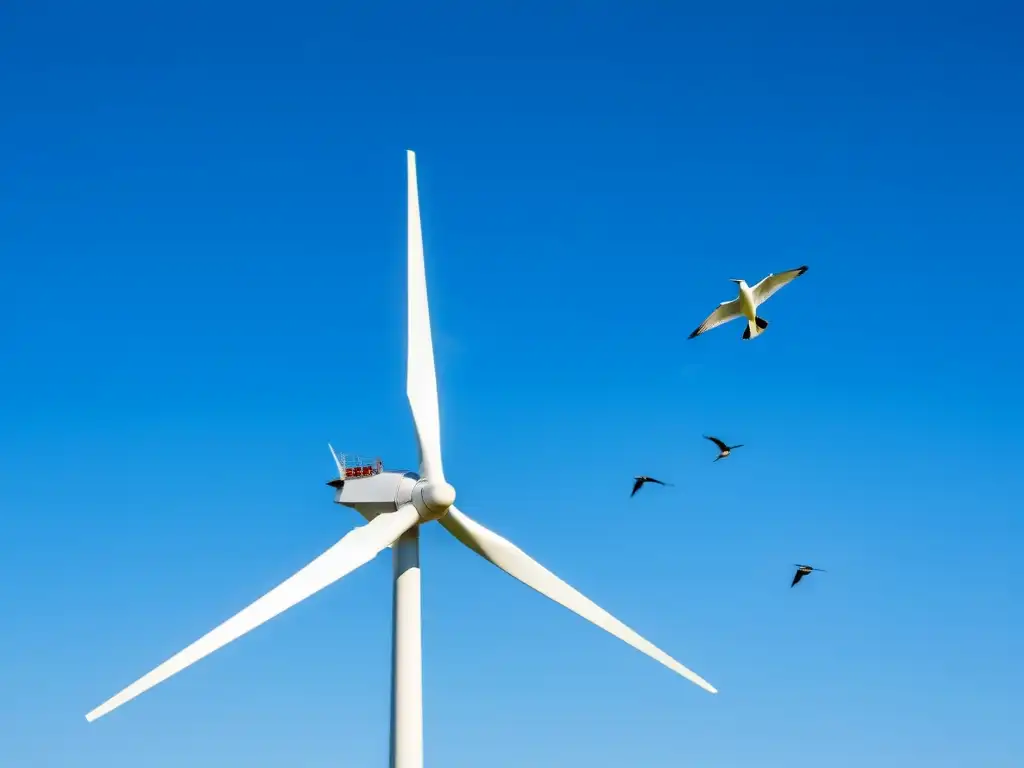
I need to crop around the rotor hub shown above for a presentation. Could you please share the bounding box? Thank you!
[414,480,456,521]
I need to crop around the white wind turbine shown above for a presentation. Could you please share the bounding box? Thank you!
[85,151,717,767]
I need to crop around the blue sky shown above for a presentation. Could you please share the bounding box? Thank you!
[2,1,1023,765]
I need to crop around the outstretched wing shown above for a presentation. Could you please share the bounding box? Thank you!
[790,569,806,587]
[688,299,742,339]
[630,478,645,497]
[751,266,808,305]
[647,477,667,486]
[703,435,728,452]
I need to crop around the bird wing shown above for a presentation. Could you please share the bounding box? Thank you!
[751,266,808,305]
[631,478,645,497]
[688,299,742,339]
[790,569,805,587]
[704,435,728,451]
[648,477,667,486]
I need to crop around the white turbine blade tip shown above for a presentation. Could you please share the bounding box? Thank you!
[86,701,117,722]
[687,672,717,694]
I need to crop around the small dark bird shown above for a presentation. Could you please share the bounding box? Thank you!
[790,564,826,588]
[631,476,672,497]
[703,435,744,462]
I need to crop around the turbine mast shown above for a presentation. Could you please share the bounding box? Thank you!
[390,526,423,768]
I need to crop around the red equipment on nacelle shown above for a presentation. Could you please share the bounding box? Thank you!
[336,454,384,480]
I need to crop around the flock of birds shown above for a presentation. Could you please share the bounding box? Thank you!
[630,264,825,590]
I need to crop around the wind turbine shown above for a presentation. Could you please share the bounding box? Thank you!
[84,150,718,767]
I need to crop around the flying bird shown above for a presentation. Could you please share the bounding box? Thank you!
[688,265,808,340]
[791,564,826,588]
[703,435,743,462]
[631,476,672,497]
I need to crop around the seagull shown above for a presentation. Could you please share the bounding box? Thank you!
[631,476,672,497]
[688,265,808,340]
[791,564,826,588]
[703,435,743,462]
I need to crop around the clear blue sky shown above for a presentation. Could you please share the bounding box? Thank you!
[2,1,1022,766]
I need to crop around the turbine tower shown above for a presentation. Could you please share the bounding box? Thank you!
[84,151,718,767]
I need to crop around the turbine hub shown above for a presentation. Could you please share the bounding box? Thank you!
[414,480,456,521]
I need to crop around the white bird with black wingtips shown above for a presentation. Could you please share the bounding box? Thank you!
[688,266,808,340]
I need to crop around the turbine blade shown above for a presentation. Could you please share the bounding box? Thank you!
[439,506,716,694]
[406,150,444,483]
[85,504,422,723]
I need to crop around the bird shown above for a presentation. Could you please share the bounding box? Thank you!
[703,435,743,462]
[688,265,808,340]
[631,476,672,497]
[791,564,826,587]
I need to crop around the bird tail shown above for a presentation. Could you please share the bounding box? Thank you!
[743,316,768,339]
